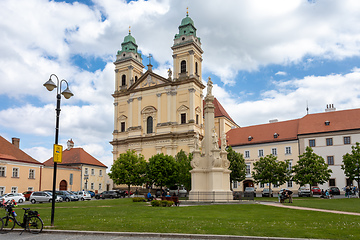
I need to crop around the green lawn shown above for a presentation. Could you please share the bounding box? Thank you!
[11,198,360,240]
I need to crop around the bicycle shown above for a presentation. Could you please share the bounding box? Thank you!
[2,200,43,234]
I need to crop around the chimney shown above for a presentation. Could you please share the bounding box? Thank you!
[325,104,336,112]
[12,137,20,148]
[67,139,74,150]
[269,119,278,123]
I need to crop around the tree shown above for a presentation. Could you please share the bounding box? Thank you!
[252,154,290,193]
[146,153,178,190]
[108,150,147,197]
[174,150,192,191]
[342,142,360,197]
[226,146,246,190]
[292,147,332,186]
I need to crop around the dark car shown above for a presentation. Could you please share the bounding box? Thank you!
[23,191,34,201]
[311,186,321,195]
[261,188,273,197]
[329,186,340,195]
[95,191,120,199]
[56,190,79,202]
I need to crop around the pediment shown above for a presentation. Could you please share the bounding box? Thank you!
[128,70,172,91]
[177,105,189,112]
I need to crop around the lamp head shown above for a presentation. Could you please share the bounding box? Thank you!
[43,79,57,91]
[61,87,74,99]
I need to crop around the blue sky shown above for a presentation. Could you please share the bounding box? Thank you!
[1,0,360,169]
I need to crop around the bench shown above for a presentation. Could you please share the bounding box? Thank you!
[161,196,180,206]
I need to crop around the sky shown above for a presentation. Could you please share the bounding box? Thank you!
[1,0,360,170]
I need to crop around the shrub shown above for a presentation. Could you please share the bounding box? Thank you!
[150,200,173,207]
[132,197,145,202]
[151,200,161,207]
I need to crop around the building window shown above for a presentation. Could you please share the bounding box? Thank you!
[12,168,19,178]
[180,60,186,73]
[288,161,292,171]
[260,182,264,188]
[285,147,292,155]
[271,148,277,156]
[244,150,250,158]
[99,183,102,190]
[273,182,279,188]
[246,164,251,176]
[84,168,88,176]
[28,187,34,191]
[29,169,35,179]
[99,169,103,176]
[258,149,264,157]
[233,181,238,189]
[91,183,94,190]
[121,122,126,132]
[196,114,199,125]
[11,187,17,193]
[146,116,153,134]
[344,136,351,145]
[0,166,5,177]
[326,138,333,146]
[91,169,95,175]
[180,113,186,124]
[135,76,138,82]
[329,178,336,187]
[309,139,315,147]
[0,187,5,195]
[287,181,293,188]
[121,74,126,86]
[327,156,334,165]
[195,62,198,75]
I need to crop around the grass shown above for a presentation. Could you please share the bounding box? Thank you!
[9,198,360,240]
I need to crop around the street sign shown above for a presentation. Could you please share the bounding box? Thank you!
[53,144,63,163]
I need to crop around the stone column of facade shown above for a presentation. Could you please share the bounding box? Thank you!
[189,50,194,77]
[167,91,171,122]
[172,54,177,79]
[137,97,142,127]
[188,88,196,123]
[114,69,119,92]
[128,66,134,86]
[156,93,162,124]
[127,98,133,128]
[113,102,118,132]
[171,91,177,123]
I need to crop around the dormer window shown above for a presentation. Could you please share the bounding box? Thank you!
[274,133,279,138]
[248,136,253,141]
[325,121,330,126]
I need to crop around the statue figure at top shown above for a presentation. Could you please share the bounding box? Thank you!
[221,132,227,151]
[212,127,218,149]
[168,68,172,80]
[206,77,213,97]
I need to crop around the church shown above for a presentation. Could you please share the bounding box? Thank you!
[110,13,238,161]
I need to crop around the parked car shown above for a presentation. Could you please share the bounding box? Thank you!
[88,191,95,198]
[244,187,256,197]
[329,186,340,195]
[0,193,25,203]
[56,191,79,202]
[311,186,321,195]
[22,191,34,201]
[30,191,52,203]
[298,186,312,197]
[44,191,63,202]
[169,185,188,197]
[95,191,120,199]
[261,188,273,197]
[75,191,91,201]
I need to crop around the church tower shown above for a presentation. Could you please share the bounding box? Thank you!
[172,11,203,81]
[114,28,144,93]
[111,13,205,161]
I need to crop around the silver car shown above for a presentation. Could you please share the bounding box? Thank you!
[30,191,62,203]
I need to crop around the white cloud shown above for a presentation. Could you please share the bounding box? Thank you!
[275,71,287,76]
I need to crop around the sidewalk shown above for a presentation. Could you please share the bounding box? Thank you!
[259,201,360,216]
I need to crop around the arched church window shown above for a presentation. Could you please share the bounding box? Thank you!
[122,75,126,86]
[195,62,198,75]
[181,60,186,73]
[147,116,153,134]
[135,76,138,82]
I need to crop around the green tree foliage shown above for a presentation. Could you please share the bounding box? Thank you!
[252,154,290,192]
[147,153,178,190]
[226,146,246,190]
[292,146,332,186]
[342,142,360,190]
[108,150,147,197]
[174,150,192,191]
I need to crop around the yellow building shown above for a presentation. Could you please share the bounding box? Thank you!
[111,13,206,160]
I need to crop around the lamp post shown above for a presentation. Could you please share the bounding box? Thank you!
[43,74,73,226]
[356,162,360,198]
[84,175,89,191]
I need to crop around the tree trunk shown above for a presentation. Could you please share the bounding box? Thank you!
[128,184,131,198]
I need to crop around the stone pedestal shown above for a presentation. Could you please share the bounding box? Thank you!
[189,78,232,202]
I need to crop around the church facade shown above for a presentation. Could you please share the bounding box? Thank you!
[110,14,209,160]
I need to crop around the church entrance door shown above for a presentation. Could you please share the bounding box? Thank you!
[59,180,67,190]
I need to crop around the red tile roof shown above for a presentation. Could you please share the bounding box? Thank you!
[227,119,299,146]
[0,136,42,165]
[43,148,107,168]
[227,108,360,146]
[203,98,237,125]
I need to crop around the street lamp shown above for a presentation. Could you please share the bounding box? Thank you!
[84,175,89,191]
[356,163,360,198]
[44,74,73,226]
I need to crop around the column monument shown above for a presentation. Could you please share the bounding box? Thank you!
[189,77,232,202]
